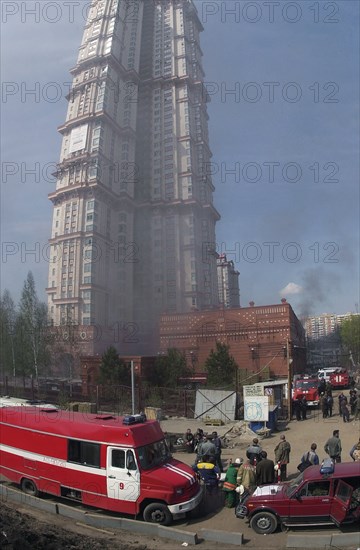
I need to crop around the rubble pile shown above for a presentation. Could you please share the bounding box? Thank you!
[222,422,258,449]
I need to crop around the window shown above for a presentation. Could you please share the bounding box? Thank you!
[112,449,125,468]
[111,449,137,470]
[68,440,100,468]
[299,481,330,497]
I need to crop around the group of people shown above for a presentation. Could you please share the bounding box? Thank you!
[184,428,223,472]
[292,396,308,421]
[189,429,360,510]
[318,384,360,422]
[337,390,360,422]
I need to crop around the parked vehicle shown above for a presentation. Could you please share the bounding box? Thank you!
[236,461,360,534]
[292,377,319,407]
[0,407,202,525]
[329,369,351,389]
[0,396,57,409]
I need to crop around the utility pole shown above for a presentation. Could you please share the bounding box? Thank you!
[287,340,293,421]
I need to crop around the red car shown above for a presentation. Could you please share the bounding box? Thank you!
[236,461,360,534]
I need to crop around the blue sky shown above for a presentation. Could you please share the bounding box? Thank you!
[1,0,359,318]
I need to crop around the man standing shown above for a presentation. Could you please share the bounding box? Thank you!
[223,458,242,507]
[349,438,360,461]
[197,434,216,461]
[300,443,319,466]
[184,428,194,453]
[193,455,220,493]
[300,396,307,420]
[212,431,223,473]
[274,435,291,481]
[256,451,275,486]
[324,429,342,463]
[237,457,256,494]
[246,438,263,465]
[354,395,360,421]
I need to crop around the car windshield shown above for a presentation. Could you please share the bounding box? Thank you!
[295,380,317,389]
[137,439,172,470]
[285,472,304,496]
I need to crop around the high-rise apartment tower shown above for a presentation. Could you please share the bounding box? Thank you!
[47,0,220,353]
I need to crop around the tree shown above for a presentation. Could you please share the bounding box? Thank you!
[340,315,360,366]
[205,342,238,388]
[151,348,191,387]
[17,271,50,382]
[0,290,17,379]
[98,346,131,386]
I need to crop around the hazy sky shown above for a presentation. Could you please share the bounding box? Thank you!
[1,0,359,318]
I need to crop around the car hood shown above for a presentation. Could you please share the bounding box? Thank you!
[252,484,284,497]
[142,459,198,490]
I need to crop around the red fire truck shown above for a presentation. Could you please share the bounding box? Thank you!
[329,369,351,389]
[292,377,319,407]
[0,407,202,525]
[318,368,351,389]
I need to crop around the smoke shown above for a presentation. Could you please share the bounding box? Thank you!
[297,267,341,318]
[279,268,341,319]
[279,282,303,296]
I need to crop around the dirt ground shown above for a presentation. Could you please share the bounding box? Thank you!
[1,390,359,549]
[0,500,183,550]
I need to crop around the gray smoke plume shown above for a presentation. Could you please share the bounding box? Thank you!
[297,267,341,318]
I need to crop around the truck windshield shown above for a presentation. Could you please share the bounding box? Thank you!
[295,380,317,389]
[137,439,171,470]
[286,472,304,496]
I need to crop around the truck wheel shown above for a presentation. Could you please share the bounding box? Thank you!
[21,478,39,497]
[250,511,277,534]
[143,503,172,526]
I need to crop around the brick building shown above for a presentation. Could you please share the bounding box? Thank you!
[159,299,306,379]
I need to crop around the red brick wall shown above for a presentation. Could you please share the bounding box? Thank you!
[159,303,306,379]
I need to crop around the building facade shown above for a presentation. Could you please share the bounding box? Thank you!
[304,312,359,370]
[304,312,358,340]
[217,253,240,308]
[159,300,306,379]
[47,0,220,354]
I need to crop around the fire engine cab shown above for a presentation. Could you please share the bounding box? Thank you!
[0,407,202,525]
[292,377,319,407]
[318,368,350,389]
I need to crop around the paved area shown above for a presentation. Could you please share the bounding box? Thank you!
[160,392,360,547]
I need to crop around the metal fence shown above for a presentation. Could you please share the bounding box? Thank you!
[0,379,198,418]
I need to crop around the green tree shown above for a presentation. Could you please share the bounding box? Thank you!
[205,342,238,388]
[151,348,191,387]
[17,271,50,382]
[0,289,17,378]
[340,315,360,365]
[98,346,131,386]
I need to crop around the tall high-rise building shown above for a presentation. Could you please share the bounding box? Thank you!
[216,253,240,308]
[47,0,220,354]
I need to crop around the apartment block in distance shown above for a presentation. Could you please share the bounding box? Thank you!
[304,312,359,340]
[47,0,220,355]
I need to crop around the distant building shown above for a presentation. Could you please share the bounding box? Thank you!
[159,299,306,379]
[217,254,240,308]
[304,312,359,370]
[304,312,359,340]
